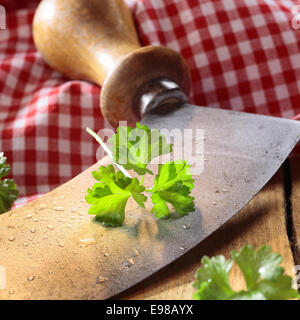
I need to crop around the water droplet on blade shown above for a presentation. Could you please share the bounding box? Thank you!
[96,276,108,284]
[37,204,47,211]
[53,207,65,211]
[27,275,35,281]
[132,248,140,256]
[79,238,96,247]
[123,258,135,268]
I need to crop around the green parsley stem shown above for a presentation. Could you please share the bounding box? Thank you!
[86,128,132,178]
[139,175,145,186]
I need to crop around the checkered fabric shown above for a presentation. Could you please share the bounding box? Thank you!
[0,0,300,207]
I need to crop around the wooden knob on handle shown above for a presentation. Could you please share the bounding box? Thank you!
[33,0,191,127]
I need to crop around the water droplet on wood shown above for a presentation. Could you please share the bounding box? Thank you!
[30,228,36,233]
[8,236,15,241]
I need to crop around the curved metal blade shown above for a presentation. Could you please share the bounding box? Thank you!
[0,105,299,300]
[142,105,300,245]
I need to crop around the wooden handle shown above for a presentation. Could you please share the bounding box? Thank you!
[33,0,191,127]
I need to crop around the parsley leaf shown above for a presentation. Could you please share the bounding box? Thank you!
[254,275,299,300]
[232,245,299,300]
[109,123,172,175]
[150,160,195,218]
[231,245,283,288]
[0,152,18,214]
[193,255,234,300]
[193,245,300,300]
[85,165,147,227]
[86,124,195,227]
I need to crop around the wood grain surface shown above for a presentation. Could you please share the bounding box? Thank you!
[291,157,300,266]
[118,167,296,299]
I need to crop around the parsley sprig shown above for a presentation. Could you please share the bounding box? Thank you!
[86,124,195,227]
[193,245,300,300]
[0,152,19,214]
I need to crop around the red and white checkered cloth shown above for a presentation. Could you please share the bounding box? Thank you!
[0,0,300,206]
